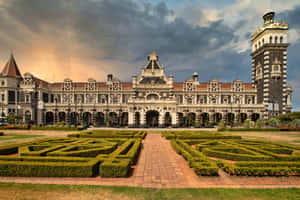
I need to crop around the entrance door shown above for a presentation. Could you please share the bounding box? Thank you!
[146,110,159,127]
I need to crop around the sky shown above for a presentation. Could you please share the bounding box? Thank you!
[0,0,300,110]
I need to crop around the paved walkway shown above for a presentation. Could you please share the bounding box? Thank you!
[1,133,300,188]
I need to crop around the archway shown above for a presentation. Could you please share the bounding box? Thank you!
[70,112,78,126]
[83,112,92,126]
[185,112,196,127]
[213,113,222,124]
[120,112,128,127]
[95,112,105,127]
[164,112,172,127]
[45,112,54,125]
[239,113,247,123]
[177,112,184,127]
[134,112,140,127]
[251,113,260,122]
[109,112,118,127]
[200,113,209,126]
[25,111,31,124]
[146,110,159,127]
[227,113,235,125]
[58,112,66,122]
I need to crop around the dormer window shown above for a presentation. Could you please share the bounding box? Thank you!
[186,82,193,91]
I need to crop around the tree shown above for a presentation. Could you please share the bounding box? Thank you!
[268,118,279,128]
[289,119,300,128]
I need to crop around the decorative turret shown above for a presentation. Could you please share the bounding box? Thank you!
[263,11,275,25]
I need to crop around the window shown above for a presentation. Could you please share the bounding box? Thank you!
[280,36,283,43]
[262,39,264,44]
[187,98,192,104]
[1,94,4,101]
[8,91,15,104]
[42,93,49,103]
[274,65,279,71]
[275,36,278,44]
[1,81,4,86]
[270,36,273,43]
[258,41,261,47]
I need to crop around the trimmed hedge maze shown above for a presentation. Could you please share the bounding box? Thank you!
[164,131,300,177]
[0,135,144,177]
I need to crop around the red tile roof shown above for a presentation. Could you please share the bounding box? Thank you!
[32,77,49,87]
[220,83,232,89]
[1,54,22,78]
[243,83,253,89]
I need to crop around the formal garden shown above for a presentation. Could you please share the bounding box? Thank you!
[163,131,300,177]
[0,130,146,177]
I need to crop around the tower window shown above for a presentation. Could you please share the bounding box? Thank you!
[255,44,257,50]
[280,36,283,43]
[270,36,273,43]
[262,39,264,44]
[275,36,278,44]
[258,41,261,47]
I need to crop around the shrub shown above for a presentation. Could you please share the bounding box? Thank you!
[0,132,3,136]
[242,120,251,128]
[268,118,280,128]
[255,119,265,128]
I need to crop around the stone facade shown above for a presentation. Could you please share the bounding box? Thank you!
[0,12,292,127]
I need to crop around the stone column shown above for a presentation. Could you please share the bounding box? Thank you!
[159,112,164,128]
[128,111,134,128]
[140,111,146,128]
[171,112,177,127]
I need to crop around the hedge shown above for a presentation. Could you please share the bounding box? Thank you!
[217,160,300,176]
[170,140,219,176]
[99,159,130,177]
[68,130,147,139]
[0,137,143,177]
[162,131,241,140]
[0,157,99,177]
[218,128,280,132]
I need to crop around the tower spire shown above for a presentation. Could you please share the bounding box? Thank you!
[1,53,22,78]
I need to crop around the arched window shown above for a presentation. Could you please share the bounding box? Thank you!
[262,39,264,44]
[255,44,257,50]
[270,36,273,43]
[258,41,261,47]
[280,36,283,43]
[275,36,278,44]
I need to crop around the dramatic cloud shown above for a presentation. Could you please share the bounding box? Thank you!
[0,0,300,109]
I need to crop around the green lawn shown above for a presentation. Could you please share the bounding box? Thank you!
[0,183,300,200]
[0,134,44,141]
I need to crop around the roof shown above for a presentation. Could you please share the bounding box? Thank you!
[139,77,166,84]
[1,54,22,78]
[32,76,49,87]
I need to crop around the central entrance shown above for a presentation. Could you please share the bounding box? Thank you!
[146,110,159,127]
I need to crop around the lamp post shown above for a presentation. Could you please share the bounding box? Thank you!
[68,102,71,128]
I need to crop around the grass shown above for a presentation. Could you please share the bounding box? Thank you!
[0,134,44,141]
[0,183,300,200]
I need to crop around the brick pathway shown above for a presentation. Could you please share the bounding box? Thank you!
[1,133,300,188]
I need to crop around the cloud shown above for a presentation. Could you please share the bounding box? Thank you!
[0,0,300,110]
